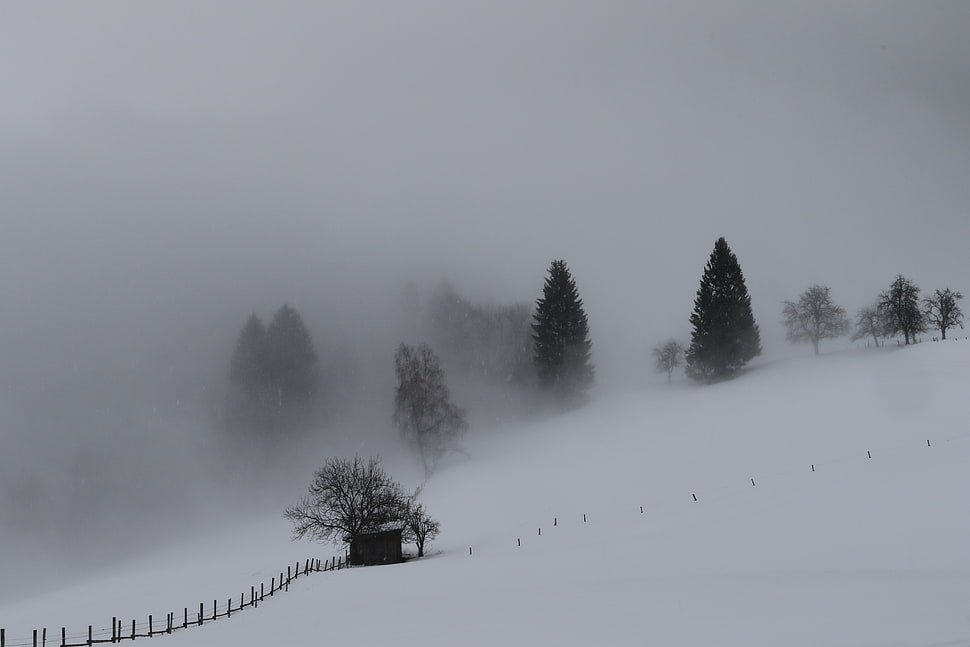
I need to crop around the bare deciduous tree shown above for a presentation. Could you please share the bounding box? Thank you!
[878,275,925,345]
[851,305,890,348]
[394,343,468,476]
[283,456,407,546]
[782,284,850,355]
[404,499,440,558]
[923,288,964,340]
[652,339,684,383]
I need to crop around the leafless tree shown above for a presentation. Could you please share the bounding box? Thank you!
[878,275,926,345]
[404,499,440,558]
[851,305,890,348]
[283,456,407,546]
[652,339,684,383]
[394,343,468,476]
[782,284,850,355]
[923,288,964,340]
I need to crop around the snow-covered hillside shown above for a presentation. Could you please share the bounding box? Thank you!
[3,342,970,646]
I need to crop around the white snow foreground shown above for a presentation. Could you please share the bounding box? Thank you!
[3,342,970,646]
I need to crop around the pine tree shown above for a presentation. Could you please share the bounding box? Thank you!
[531,259,594,399]
[686,238,761,382]
[264,304,318,413]
[230,314,267,396]
[227,314,271,430]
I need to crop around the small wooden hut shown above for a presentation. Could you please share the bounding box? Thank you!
[349,528,404,566]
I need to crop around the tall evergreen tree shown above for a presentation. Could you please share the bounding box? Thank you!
[264,304,318,412]
[686,238,761,382]
[227,313,270,429]
[230,314,267,396]
[531,259,594,399]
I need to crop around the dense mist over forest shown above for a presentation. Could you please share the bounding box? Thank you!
[1,1,968,600]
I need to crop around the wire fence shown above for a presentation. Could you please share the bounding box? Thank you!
[1,553,350,647]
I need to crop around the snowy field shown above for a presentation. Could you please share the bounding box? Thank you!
[3,341,970,646]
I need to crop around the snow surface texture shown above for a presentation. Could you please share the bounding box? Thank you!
[3,342,970,646]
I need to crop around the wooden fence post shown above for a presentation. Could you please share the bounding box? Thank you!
[111,618,116,643]
[270,577,275,596]
[199,602,204,626]
[131,619,135,640]
[148,615,152,637]
[43,628,47,647]
[261,583,265,601]
[183,608,188,630]
[212,600,217,621]
[33,629,36,647]
[87,625,92,647]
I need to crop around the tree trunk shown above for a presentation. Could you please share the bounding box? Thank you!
[942,327,947,340]
[812,338,819,355]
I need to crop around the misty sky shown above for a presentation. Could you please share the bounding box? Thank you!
[3,2,969,377]
[0,0,969,599]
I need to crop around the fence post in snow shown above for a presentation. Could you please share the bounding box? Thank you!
[33,630,36,647]
[212,600,217,621]
[199,602,204,625]
[62,627,66,647]
[43,628,47,647]
[87,625,92,646]
[183,608,188,629]
[148,615,152,637]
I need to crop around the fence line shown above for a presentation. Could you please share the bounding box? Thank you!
[2,553,351,647]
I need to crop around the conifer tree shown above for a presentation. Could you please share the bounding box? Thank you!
[264,304,318,411]
[686,238,761,382]
[531,259,594,399]
[227,314,274,431]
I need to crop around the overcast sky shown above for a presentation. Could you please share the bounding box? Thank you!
[3,1,969,372]
[1,0,969,596]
